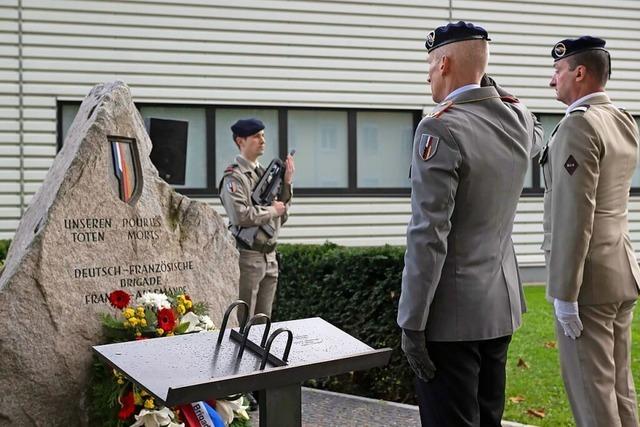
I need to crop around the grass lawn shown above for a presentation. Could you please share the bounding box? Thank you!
[504,285,640,426]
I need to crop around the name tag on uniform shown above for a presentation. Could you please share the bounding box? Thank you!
[418,134,439,161]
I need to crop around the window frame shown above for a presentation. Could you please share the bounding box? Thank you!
[59,102,582,197]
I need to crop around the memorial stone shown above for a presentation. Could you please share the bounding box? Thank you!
[0,81,239,425]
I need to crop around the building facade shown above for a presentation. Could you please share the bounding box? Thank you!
[2,0,640,279]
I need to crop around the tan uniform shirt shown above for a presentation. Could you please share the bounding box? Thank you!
[219,155,292,252]
[541,93,640,304]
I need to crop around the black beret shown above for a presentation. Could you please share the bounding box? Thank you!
[425,21,490,53]
[231,118,265,138]
[552,36,607,61]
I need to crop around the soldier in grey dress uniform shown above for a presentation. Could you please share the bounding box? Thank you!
[397,21,542,426]
[541,36,640,427]
[219,118,294,321]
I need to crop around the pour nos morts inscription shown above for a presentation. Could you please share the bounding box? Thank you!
[64,215,192,304]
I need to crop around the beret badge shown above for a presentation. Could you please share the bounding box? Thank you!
[554,42,567,58]
[426,31,436,48]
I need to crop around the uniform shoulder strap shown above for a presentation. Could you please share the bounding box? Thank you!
[500,95,519,103]
[617,105,634,120]
[569,105,590,114]
[425,100,454,119]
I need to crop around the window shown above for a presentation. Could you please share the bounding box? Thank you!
[138,106,207,189]
[288,110,349,188]
[58,102,420,196]
[357,112,413,188]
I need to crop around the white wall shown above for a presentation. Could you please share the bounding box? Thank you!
[2,0,640,268]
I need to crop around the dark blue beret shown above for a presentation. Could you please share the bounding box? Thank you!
[231,118,265,138]
[552,36,607,61]
[425,21,490,53]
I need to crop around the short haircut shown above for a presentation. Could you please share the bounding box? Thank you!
[566,49,609,86]
[431,39,489,77]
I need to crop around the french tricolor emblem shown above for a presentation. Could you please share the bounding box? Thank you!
[109,136,142,204]
[418,133,439,161]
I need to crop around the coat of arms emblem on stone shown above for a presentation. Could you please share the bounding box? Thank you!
[109,135,143,204]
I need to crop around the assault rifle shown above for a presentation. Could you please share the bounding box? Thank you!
[252,149,295,206]
[234,150,295,250]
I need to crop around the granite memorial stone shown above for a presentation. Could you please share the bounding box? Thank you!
[0,81,239,425]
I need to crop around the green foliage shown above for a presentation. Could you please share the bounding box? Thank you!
[230,417,252,427]
[273,243,415,403]
[87,359,126,427]
[191,301,208,316]
[0,239,10,265]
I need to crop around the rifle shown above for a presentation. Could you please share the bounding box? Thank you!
[251,149,295,206]
[234,150,295,249]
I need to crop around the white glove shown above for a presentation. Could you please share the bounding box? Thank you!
[554,298,583,339]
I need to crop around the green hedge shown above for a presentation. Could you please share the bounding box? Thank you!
[0,239,9,263]
[0,239,9,270]
[273,243,414,403]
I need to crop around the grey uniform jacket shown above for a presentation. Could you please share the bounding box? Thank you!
[219,155,292,252]
[397,86,542,341]
[541,93,640,304]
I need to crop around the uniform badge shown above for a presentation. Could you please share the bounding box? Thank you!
[426,31,435,48]
[226,179,237,193]
[564,155,579,175]
[418,134,439,161]
[554,42,567,58]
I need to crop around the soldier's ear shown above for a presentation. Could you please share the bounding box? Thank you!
[575,65,587,82]
[440,55,450,75]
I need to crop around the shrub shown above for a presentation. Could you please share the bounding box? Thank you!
[0,239,10,262]
[273,243,414,403]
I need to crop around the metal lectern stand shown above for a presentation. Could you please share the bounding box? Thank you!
[93,301,392,427]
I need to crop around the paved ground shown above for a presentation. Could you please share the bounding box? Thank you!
[249,387,534,426]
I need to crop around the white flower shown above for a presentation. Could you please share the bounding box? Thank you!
[180,312,200,333]
[136,292,171,310]
[198,315,216,331]
[216,396,250,425]
[179,313,216,333]
[129,407,183,427]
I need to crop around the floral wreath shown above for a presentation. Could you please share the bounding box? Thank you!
[89,290,250,427]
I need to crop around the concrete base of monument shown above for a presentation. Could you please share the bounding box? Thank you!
[248,387,535,427]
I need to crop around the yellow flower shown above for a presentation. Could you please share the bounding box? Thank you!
[185,300,193,309]
[144,398,154,409]
[117,378,124,385]
[128,317,139,327]
[156,328,164,336]
[140,319,147,327]
[177,304,186,315]
[135,331,142,337]
[123,308,135,319]
[166,331,174,337]
[140,389,149,397]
